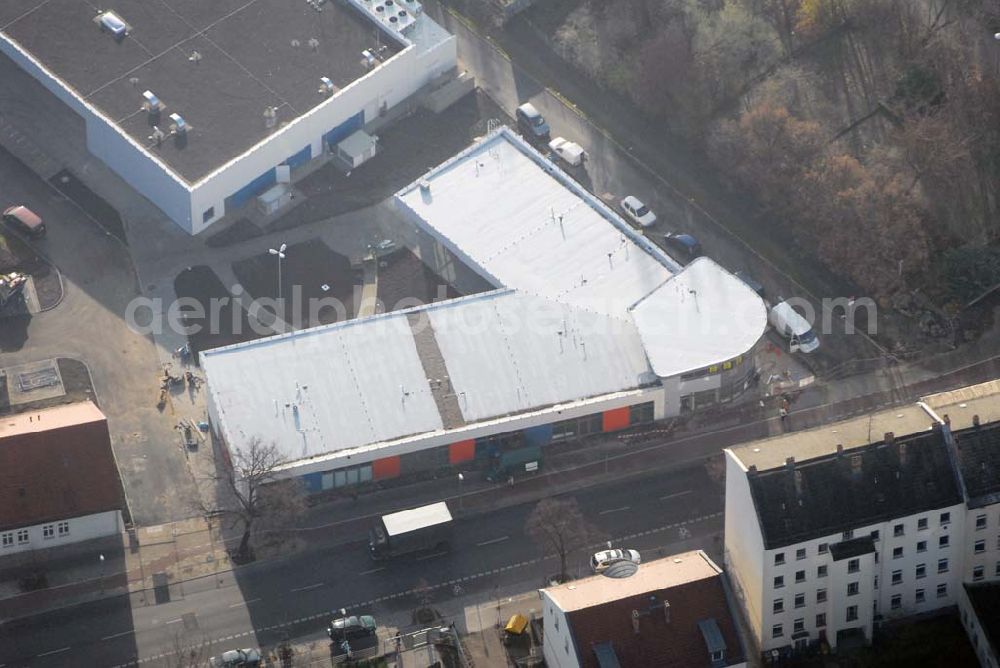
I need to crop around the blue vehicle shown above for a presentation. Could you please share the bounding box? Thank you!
[663,232,702,263]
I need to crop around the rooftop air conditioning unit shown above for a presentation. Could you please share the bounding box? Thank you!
[318,76,335,94]
[361,49,377,68]
[395,9,415,31]
[141,90,163,113]
[169,113,188,134]
[96,10,129,39]
[401,0,423,15]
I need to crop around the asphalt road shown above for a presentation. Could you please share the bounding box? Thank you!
[0,465,722,667]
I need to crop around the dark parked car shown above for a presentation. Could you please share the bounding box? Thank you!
[734,270,765,297]
[663,232,701,262]
[516,103,550,144]
[328,614,377,642]
[3,205,46,238]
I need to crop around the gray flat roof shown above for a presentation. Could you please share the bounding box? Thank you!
[0,0,403,182]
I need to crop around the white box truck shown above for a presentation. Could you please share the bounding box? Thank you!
[769,300,820,353]
[369,502,453,560]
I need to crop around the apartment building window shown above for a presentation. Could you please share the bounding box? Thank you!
[774,576,785,589]
[794,593,805,609]
[818,565,828,578]
[818,543,828,554]
[773,598,784,613]
[939,535,950,548]
[42,525,54,539]
[846,606,858,622]
[940,512,951,525]
[916,564,926,579]
[874,575,879,590]
[795,570,806,583]
[1,532,12,548]
[57,521,69,536]
[918,517,928,531]
[893,546,904,559]
[938,558,949,573]
[843,530,854,540]
[775,552,786,566]
[890,594,902,610]
[816,613,826,628]
[937,583,948,598]
[817,588,827,603]
[793,618,805,633]
[996,561,1000,578]
[796,548,806,560]
[893,523,904,537]
[974,566,985,581]
[848,558,860,574]
[891,570,902,585]
[772,624,783,639]
[917,540,927,553]
[847,582,859,596]
[870,530,880,541]
[976,514,987,530]
[975,539,986,554]
[16,529,28,545]
[916,588,925,603]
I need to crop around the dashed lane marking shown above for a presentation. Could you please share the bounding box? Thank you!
[290,582,324,592]
[476,536,509,547]
[359,567,385,575]
[229,598,261,608]
[164,618,182,625]
[101,631,133,641]
[660,490,693,501]
[598,506,630,515]
[37,648,71,658]
[416,551,448,561]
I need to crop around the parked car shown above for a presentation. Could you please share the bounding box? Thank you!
[328,614,377,642]
[2,205,46,238]
[620,196,657,228]
[662,232,702,262]
[548,137,586,167]
[516,103,550,144]
[734,270,765,298]
[209,648,261,667]
[590,548,641,573]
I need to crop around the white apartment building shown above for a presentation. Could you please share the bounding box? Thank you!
[725,378,1000,661]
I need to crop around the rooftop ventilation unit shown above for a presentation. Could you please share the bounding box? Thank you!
[401,0,423,16]
[263,106,278,129]
[169,113,187,134]
[361,49,377,68]
[188,50,202,64]
[318,76,336,95]
[394,8,416,31]
[141,90,164,113]
[95,10,130,40]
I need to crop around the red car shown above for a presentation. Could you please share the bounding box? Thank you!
[3,205,46,238]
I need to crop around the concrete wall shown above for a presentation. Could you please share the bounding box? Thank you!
[540,590,581,668]
[963,503,1000,584]
[724,450,766,647]
[0,511,123,557]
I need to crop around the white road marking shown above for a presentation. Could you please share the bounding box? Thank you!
[660,490,693,501]
[476,536,510,547]
[37,647,71,657]
[359,567,385,575]
[165,618,182,625]
[416,551,448,561]
[598,506,630,515]
[290,582,324,592]
[229,598,261,608]
[101,631,133,641]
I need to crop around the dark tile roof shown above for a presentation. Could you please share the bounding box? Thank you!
[566,575,745,668]
[829,537,875,561]
[964,582,1000,658]
[951,421,1000,508]
[748,427,963,549]
[0,402,124,531]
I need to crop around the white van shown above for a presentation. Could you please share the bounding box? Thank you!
[769,301,820,353]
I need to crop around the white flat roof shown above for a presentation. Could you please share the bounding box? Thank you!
[382,501,452,536]
[629,257,769,377]
[427,290,654,422]
[396,128,680,318]
[202,313,443,464]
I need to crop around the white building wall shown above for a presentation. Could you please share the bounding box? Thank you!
[960,584,1000,668]
[964,503,1000,584]
[0,510,123,557]
[540,590,582,668]
[723,450,766,648]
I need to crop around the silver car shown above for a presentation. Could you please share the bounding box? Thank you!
[210,648,261,667]
[620,196,657,228]
[590,548,641,573]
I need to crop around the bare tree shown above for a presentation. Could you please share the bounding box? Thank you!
[161,630,211,668]
[201,437,306,562]
[525,498,600,581]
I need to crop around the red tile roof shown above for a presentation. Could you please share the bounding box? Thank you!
[561,555,745,668]
[0,402,124,530]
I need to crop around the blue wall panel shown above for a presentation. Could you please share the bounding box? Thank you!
[323,111,364,149]
[301,471,323,493]
[524,424,553,447]
[226,168,277,211]
[283,145,312,170]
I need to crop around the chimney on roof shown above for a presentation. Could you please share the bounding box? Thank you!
[631,610,640,634]
[884,432,894,444]
[836,443,844,457]
[973,414,981,428]
[943,414,951,427]
[785,456,795,469]
[748,465,757,474]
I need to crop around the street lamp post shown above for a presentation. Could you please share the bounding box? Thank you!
[268,243,287,301]
[457,472,465,511]
[99,553,106,593]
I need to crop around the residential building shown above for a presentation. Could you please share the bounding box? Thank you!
[0,402,126,556]
[202,127,768,490]
[960,582,1000,668]
[724,379,1000,660]
[0,0,456,234]
[539,550,747,668]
